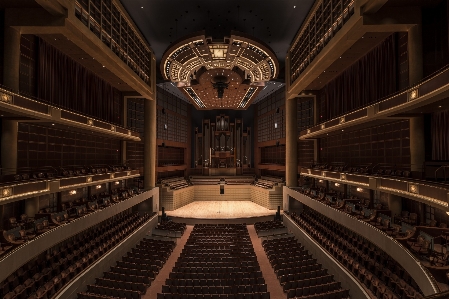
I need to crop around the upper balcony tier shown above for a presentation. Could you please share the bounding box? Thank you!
[0,87,141,141]
[298,64,449,139]
[4,0,156,99]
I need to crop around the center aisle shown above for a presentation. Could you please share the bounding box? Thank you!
[143,225,193,299]
[247,225,285,299]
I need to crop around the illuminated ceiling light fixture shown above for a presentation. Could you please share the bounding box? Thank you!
[161,31,279,110]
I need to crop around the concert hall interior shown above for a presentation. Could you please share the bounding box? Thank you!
[1,0,449,298]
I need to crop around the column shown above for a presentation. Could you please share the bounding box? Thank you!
[121,97,127,165]
[286,97,297,187]
[144,98,157,189]
[1,120,18,175]
[121,141,127,165]
[25,197,39,217]
[3,24,21,91]
[410,116,425,173]
[388,194,402,221]
[408,13,423,86]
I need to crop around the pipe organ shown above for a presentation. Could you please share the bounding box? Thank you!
[194,114,251,175]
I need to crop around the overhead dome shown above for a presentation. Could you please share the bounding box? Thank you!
[160,31,279,110]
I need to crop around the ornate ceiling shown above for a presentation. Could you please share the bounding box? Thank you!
[160,31,279,110]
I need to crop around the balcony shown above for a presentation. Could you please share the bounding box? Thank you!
[0,188,159,282]
[284,186,439,296]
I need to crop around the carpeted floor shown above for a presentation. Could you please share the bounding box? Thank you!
[142,225,193,299]
[247,225,285,299]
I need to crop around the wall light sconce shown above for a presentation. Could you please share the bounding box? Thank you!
[408,89,419,101]
[307,129,311,134]
[1,187,12,197]
[318,180,323,183]
[274,122,278,129]
[164,124,168,130]
[356,187,363,192]
[95,185,102,189]
[111,125,116,131]
[335,183,340,187]
[114,181,120,185]
[87,119,94,126]
[409,184,419,194]
[69,190,77,195]
[340,117,345,124]
[0,92,12,103]
[86,176,92,183]
[320,124,325,130]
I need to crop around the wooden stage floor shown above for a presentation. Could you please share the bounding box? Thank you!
[165,201,278,219]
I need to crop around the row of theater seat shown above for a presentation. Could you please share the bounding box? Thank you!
[287,210,423,299]
[3,165,131,184]
[257,221,349,299]
[254,220,285,234]
[79,237,176,299]
[1,188,139,257]
[161,177,191,190]
[1,212,152,299]
[310,163,412,178]
[159,224,270,299]
[156,221,187,233]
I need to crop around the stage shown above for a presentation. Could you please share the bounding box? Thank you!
[163,201,282,224]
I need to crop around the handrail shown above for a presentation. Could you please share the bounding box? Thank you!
[0,85,131,130]
[435,166,449,182]
[313,62,449,125]
[0,189,158,282]
[285,187,440,295]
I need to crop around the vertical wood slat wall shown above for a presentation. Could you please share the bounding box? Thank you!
[319,120,411,167]
[17,123,121,169]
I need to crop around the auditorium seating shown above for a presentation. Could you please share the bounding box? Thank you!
[161,177,191,190]
[156,221,187,235]
[158,224,270,299]
[254,220,285,234]
[257,221,348,299]
[254,176,283,189]
[0,212,152,299]
[0,187,141,258]
[225,176,255,185]
[0,164,131,185]
[190,177,221,185]
[286,209,424,299]
[78,238,175,299]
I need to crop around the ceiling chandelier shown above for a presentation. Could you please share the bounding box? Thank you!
[160,31,279,110]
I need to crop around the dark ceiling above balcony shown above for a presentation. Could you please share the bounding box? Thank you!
[120,0,315,82]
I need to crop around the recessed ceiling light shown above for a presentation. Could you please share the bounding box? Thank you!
[52,123,55,126]
[439,105,442,108]
[102,65,105,68]
[294,5,296,8]
[141,6,143,8]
